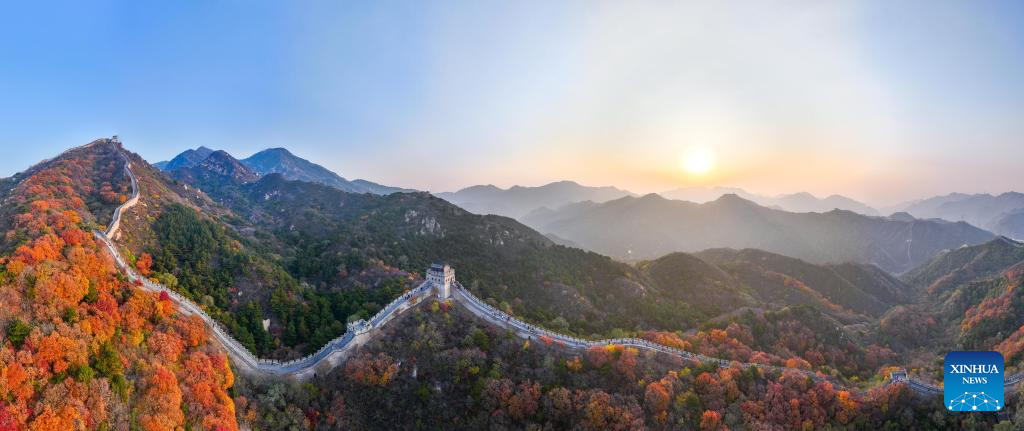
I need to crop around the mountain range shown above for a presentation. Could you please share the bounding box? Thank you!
[522,193,994,273]
[148,146,927,335]
[896,192,1024,239]
[435,181,635,219]
[156,146,414,195]
[661,187,881,215]
[6,138,1024,430]
[438,182,885,221]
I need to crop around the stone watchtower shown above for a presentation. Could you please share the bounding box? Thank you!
[427,263,455,299]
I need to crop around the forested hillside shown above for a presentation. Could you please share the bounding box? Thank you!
[0,140,238,430]
[873,238,1024,380]
[234,300,1002,430]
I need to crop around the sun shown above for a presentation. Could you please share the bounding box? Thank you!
[681,147,715,175]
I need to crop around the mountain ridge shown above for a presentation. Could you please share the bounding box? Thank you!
[662,186,880,215]
[155,146,413,195]
[436,180,635,219]
[523,193,994,273]
[895,191,1024,238]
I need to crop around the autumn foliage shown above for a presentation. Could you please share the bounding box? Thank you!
[344,352,398,386]
[135,252,153,276]
[0,142,238,430]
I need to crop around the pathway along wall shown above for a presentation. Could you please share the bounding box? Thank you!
[97,142,1022,394]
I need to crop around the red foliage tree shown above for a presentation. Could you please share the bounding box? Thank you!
[136,253,154,276]
[699,410,722,431]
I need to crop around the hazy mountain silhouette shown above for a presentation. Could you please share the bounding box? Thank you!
[896,192,1024,238]
[993,209,1024,240]
[436,180,634,219]
[661,187,879,215]
[522,193,994,273]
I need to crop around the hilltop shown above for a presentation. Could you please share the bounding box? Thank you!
[0,139,238,430]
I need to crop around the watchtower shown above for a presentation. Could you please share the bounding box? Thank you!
[110,135,120,145]
[427,263,454,299]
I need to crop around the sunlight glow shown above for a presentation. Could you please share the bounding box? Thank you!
[682,147,715,175]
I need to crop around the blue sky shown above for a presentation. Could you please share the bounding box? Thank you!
[1,1,1022,204]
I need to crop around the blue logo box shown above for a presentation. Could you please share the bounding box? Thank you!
[944,351,1004,411]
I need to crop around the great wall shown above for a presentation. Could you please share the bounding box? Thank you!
[93,140,1023,397]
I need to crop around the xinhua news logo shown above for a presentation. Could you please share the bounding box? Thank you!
[944,351,1004,412]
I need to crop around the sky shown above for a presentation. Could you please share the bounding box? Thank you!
[1,1,1022,206]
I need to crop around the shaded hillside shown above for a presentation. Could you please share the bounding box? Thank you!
[437,180,633,219]
[171,150,259,184]
[956,262,1024,351]
[523,193,993,273]
[638,252,752,317]
[890,238,1024,372]
[901,237,1024,295]
[0,139,238,431]
[695,249,910,318]
[177,166,660,335]
[166,150,260,210]
[120,153,420,358]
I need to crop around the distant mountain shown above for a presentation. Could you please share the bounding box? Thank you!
[436,180,634,219]
[156,145,216,171]
[694,248,911,317]
[887,192,974,216]
[157,146,413,195]
[773,192,880,215]
[661,187,879,215]
[659,186,755,203]
[897,192,1024,237]
[240,147,415,195]
[523,193,994,273]
[195,150,260,182]
[993,209,1024,240]
[166,150,260,209]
